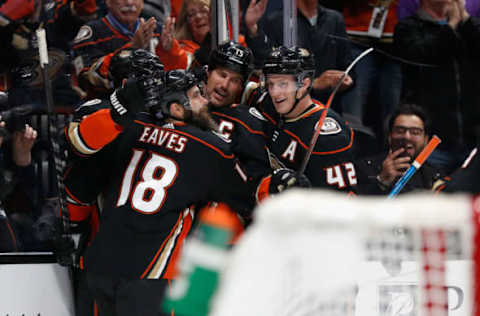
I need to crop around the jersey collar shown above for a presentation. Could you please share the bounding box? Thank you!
[106,13,140,38]
[284,101,324,123]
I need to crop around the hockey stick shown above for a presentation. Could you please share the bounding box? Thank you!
[37,27,73,266]
[283,0,297,46]
[298,47,374,175]
[387,135,441,199]
[225,0,239,42]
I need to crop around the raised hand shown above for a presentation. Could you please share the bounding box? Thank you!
[12,124,37,167]
[160,17,176,51]
[378,148,412,186]
[244,0,268,37]
[132,17,157,49]
[448,0,462,29]
[313,70,353,92]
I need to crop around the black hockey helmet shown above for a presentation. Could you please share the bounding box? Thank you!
[208,41,254,83]
[263,46,315,86]
[155,69,201,119]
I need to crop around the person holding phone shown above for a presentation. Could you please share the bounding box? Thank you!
[355,103,444,195]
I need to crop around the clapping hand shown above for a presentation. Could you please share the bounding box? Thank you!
[244,0,268,37]
[160,17,176,51]
[132,17,157,49]
[12,124,37,167]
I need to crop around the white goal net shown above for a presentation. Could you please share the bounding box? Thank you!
[210,190,480,316]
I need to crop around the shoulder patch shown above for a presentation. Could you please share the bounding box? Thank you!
[78,99,102,108]
[211,130,232,143]
[248,107,267,121]
[316,117,342,135]
[74,25,93,44]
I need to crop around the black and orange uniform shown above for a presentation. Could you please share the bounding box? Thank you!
[210,104,271,185]
[259,96,357,194]
[436,148,480,194]
[64,102,254,315]
[71,13,162,99]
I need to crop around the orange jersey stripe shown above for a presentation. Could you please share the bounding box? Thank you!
[140,212,184,279]
[162,210,194,279]
[79,109,123,150]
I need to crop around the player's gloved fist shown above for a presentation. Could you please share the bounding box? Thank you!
[256,168,311,203]
[269,168,311,194]
[0,0,34,26]
[109,78,148,126]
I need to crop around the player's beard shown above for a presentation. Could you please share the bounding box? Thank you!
[184,107,219,132]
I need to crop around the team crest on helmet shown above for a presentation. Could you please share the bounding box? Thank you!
[316,117,342,135]
[74,25,93,43]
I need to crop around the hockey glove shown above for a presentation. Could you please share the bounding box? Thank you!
[256,168,311,202]
[0,0,34,26]
[269,168,311,193]
[109,78,152,126]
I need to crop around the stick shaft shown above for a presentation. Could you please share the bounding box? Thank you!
[387,135,441,199]
[298,47,374,175]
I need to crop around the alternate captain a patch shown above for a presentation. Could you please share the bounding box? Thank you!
[315,117,342,135]
[73,25,93,44]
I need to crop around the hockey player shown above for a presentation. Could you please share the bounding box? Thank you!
[205,41,272,186]
[64,50,306,316]
[256,46,358,193]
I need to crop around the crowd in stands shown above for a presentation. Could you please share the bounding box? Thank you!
[0,0,479,313]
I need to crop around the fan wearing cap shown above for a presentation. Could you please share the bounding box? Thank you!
[257,46,357,194]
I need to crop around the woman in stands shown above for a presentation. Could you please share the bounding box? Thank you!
[157,0,247,70]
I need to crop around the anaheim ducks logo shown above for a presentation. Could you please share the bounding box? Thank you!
[74,25,93,43]
[248,107,267,121]
[315,117,342,135]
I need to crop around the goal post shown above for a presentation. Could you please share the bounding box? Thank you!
[210,190,479,316]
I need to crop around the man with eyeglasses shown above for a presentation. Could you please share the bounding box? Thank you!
[355,103,444,195]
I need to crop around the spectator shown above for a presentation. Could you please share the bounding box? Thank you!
[71,0,162,99]
[157,0,247,71]
[356,104,443,195]
[394,0,480,174]
[243,0,354,112]
[0,0,96,108]
[398,0,480,19]
[340,0,402,148]
[0,117,39,251]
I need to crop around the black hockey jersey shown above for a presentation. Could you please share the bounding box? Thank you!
[210,104,271,183]
[64,109,254,279]
[260,97,357,193]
